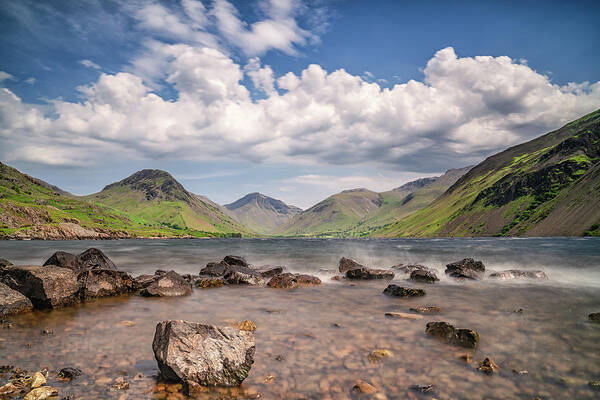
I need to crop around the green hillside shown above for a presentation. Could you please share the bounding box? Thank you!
[86,169,250,236]
[374,108,600,237]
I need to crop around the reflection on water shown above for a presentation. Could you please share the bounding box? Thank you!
[1,238,600,399]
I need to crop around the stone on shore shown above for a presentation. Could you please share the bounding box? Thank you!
[445,258,485,280]
[78,269,134,299]
[338,257,365,273]
[1,265,80,309]
[383,284,426,297]
[296,274,321,286]
[223,265,264,286]
[425,321,479,348]
[43,248,117,271]
[200,261,230,277]
[133,274,157,290]
[223,255,250,268]
[346,267,394,280]
[409,269,439,283]
[488,270,548,280]
[140,271,192,297]
[152,320,255,387]
[0,281,33,316]
[254,265,286,278]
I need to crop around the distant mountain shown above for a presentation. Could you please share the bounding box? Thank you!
[375,108,600,237]
[86,169,250,236]
[224,192,302,234]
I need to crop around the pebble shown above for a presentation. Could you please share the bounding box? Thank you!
[477,357,499,374]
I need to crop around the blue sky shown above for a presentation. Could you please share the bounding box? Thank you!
[1,0,599,208]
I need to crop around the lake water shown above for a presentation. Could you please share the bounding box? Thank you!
[1,238,599,399]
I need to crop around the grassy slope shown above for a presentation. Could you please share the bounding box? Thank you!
[374,108,600,237]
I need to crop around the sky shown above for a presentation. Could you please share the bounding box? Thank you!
[1,0,599,209]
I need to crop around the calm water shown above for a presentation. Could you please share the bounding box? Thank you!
[1,238,599,399]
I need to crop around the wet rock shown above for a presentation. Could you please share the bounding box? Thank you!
[410,384,435,393]
[589,380,600,391]
[43,248,117,271]
[383,285,426,297]
[409,269,439,283]
[1,265,80,309]
[331,275,345,281]
[384,312,423,320]
[77,269,134,299]
[477,357,499,374]
[223,255,250,268]
[42,251,78,270]
[588,312,600,322]
[200,261,230,277]
[113,377,129,390]
[445,258,485,280]
[223,265,264,286]
[295,274,322,286]
[254,265,286,278]
[181,274,197,283]
[154,269,168,276]
[141,271,192,297]
[235,320,256,332]
[267,273,321,288]
[152,320,255,387]
[264,375,276,384]
[488,270,548,280]
[133,274,156,290]
[425,321,479,348]
[29,372,46,389]
[0,258,13,268]
[58,367,82,381]
[194,277,225,288]
[346,267,394,280]
[392,264,435,274]
[352,380,377,394]
[0,282,33,316]
[368,349,393,362]
[23,386,59,400]
[338,257,365,273]
[410,306,442,314]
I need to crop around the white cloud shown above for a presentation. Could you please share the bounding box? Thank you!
[0,71,14,83]
[79,59,101,69]
[245,57,276,95]
[24,77,36,85]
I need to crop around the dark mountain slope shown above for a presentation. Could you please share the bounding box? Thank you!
[224,192,301,234]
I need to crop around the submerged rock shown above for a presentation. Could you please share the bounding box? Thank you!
[425,321,479,348]
[589,313,600,322]
[410,305,442,314]
[488,270,548,280]
[410,384,435,393]
[43,248,117,271]
[477,357,499,374]
[383,285,426,297]
[1,265,80,309]
[338,257,365,273]
[223,255,250,268]
[77,269,134,299]
[368,349,393,362]
[140,271,192,297]
[223,265,264,286]
[445,258,485,280]
[409,269,439,283]
[152,320,255,387]
[346,267,394,280]
[0,282,33,316]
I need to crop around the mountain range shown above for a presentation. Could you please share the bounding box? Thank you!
[1,108,599,239]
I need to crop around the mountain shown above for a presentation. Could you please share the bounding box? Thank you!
[86,169,249,236]
[224,192,302,234]
[374,108,600,237]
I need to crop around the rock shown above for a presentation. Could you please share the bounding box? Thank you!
[409,269,439,283]
[383,285,426,297]
[140,271,192,297]
[477,357,499,374]
[589,313,600,322]
[384,312,423,320]
[338,257,365,273]
[77,269,134,299]
[23,386,59,400]
[29,372,46,389]
[589,380,600,391]
[445,258,485,280]
[42,251,78,270]
[58,367,82,381]
[425,321,479,348]
[133,274,156,290]
[410,384,435,393]
[200,261,230,277]
[235,320,256,332]
[512,369,528,375]
[0,258,13,268]
[1,265,80,309]
[295,274,322,286]
[0,282,33,316]
[152,320,255,387]
[194,277,225,288]
[154,269,168,276]
[410,306,442,314]
[113,377,129,390]
[43,248,117,271]
[368,349,393,362]
[352,380,377,394]
[392,264,435,274]
[263,374,276,384]
[267,273,299,288]
[346,267,394,280]
[254,265,285,278]
[330,275,345,281]
[223,265,264,286]
[223,255,249,267]
[488,270,548,280]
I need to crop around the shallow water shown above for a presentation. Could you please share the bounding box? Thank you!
[1,238,599,399]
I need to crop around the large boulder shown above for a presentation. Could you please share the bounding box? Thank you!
[425,321,479,348]
[445,258,485,280]
[200,261,230,277]
[43,251,79,270]
[383,284,426,297]
[78,269,134,299]
[338,257,365,273]
[346,267,394,280]
[267,273,321,289]
[223,255,250,268]
[0,282,33,316]
[141,271,193,297]
[409,269,439,283]
[488,270,548,280]
[223,265,264,286]
[1,265,80,309]
[43,248,117,271]
[152,320,255,388]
